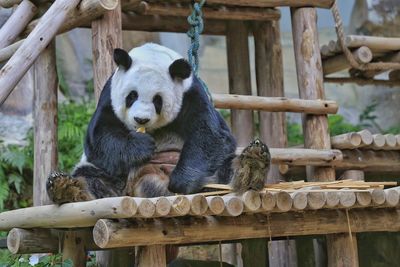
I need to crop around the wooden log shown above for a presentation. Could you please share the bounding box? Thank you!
[0,40,22,63]
[0,0,21,8]
[342,170,365,181]
[226,20,254,147]
[33,41,57,206]
[0,0,82,106]
[0,0,37,49]
[355,191,372,207]
[121,13,226,35]
[358,130,373,146]
[188,195,208,216]
[213,94,338,114]
[358,51,400,79]
[7,228,100,254]
[206,196,225,215]
[137,245,166,267]
[150,197,171,217]
[175,0,335,8]
[307,191,326,210]
[383,134,397,150]
[367,134,386,149]
[132,2,281,21]
[327,233,359,267]
[344,35,400,53]
[221,196,244,216]
[320,44,334,58]
[92,208,400,248]
[388,69,400,81]
[290,191,307,210]
[261,191,276,211]
[0,197,137,230]
[264,148,342,166]
[253,20,287,184]
[275,191,293,212]
[324,77,400,87]
[241,190,261,212]
[62,231,87,267]
[7,228,58,254]
[136,198,156,218]
[167,195,191,216]
[384,187,400,207]
[323,46,373,75]
[370,188,385,205]
[324,191,340,208]
[331,132,362,149]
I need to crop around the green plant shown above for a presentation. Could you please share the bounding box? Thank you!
[0,253,72,267]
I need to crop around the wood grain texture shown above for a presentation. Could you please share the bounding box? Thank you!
[0,0,81,105]
[0,0,37,49]
[33,41,57,206]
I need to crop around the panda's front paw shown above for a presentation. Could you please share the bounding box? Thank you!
[47,171,95,204]
[135,132,156,162]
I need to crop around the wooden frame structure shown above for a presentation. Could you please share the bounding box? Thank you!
[0,0,399,267]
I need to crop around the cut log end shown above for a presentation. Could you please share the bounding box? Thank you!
[384,188,400,206]
[137,198,156,218]
[371,189,385,205]
[358,130,373,146]
[224,197,244,216]
[189,195,208,215]
[356,192,372,206]
[207,196,225,215]
[242,190,261,212]
[276,191,293,212]
[339,191,356,208]
[93,219,110,248]
[6,228,20,254]
[261,192,276,211]
[170,196,191,216]
[154,197,171,217]
[307,191,326,209]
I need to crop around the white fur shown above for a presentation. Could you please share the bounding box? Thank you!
[111,43,193,132]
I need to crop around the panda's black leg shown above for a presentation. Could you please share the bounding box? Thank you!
[46,171,96,204]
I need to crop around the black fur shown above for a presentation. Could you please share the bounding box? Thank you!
[114,48,132,70]
[77,75,236,196]
[125,90,138,108]
[169,59,192,80]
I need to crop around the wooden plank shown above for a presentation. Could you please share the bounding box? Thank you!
[0,0,82,105]
[165,0,335,8]
[93,208,400,248]
[33,41,57,206]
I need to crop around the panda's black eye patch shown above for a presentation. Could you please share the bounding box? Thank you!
[126,90,138,108]
[153,94,163,114]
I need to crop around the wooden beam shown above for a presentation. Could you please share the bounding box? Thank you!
[33,41,58,206]
[344,35,400,53]
[0,0,37,49]
[324,77,400,87]
[0,0,82,106]
[131,2,280,21]
[213,94,338,114]
[323,46,373,75]
[92,208,400,248]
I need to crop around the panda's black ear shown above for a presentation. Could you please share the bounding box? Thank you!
[113,48,132,70]
[169,59,192,80]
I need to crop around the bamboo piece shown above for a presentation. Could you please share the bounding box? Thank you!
[384,187,400,207]
[323,46,373,75]
[0,197,137,230]
[0,0,21,8]
[121,13,226,35]
[0,0,37,49]
[261,191,276,211]
[133,2,281,21]
[241,190,261,212]
[221,196,244,216]
[33,41,57,206]
[226,20,254,147]
[93,208,400,248]
[0,0,82,106]
[206,196,225,215]
[213,94,338,114]
[176,0,335,8]
[188,195,208,216]
[331,132,362,149]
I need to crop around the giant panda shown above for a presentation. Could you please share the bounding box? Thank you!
[46,43,270,204]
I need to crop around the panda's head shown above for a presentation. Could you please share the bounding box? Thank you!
[110,43,193,132]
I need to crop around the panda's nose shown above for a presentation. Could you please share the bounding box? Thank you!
[134,117,150,125]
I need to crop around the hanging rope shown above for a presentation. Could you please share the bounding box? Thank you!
[331,0,400,71]
[187,0,213,101]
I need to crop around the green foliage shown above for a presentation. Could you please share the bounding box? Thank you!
[287,122,303,146]
[328,115,362,136]
[0,252,72,267]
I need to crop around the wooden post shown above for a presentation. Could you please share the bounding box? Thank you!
[0,0,82,105]
[226,20,254,147]
[290,7,358,267]
[91,1,136,266]
[33,41,58,206]
[253,20,297,267]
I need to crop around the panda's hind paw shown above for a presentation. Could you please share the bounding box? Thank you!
[46,171,95,204]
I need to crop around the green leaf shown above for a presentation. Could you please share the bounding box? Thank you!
[8,173,23,194]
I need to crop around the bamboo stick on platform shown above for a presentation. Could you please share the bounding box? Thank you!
[0,0,37,49]
[213,94,338,114]
[323,46,373,75]
[92,208,400,248]
[331,132,362,149]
